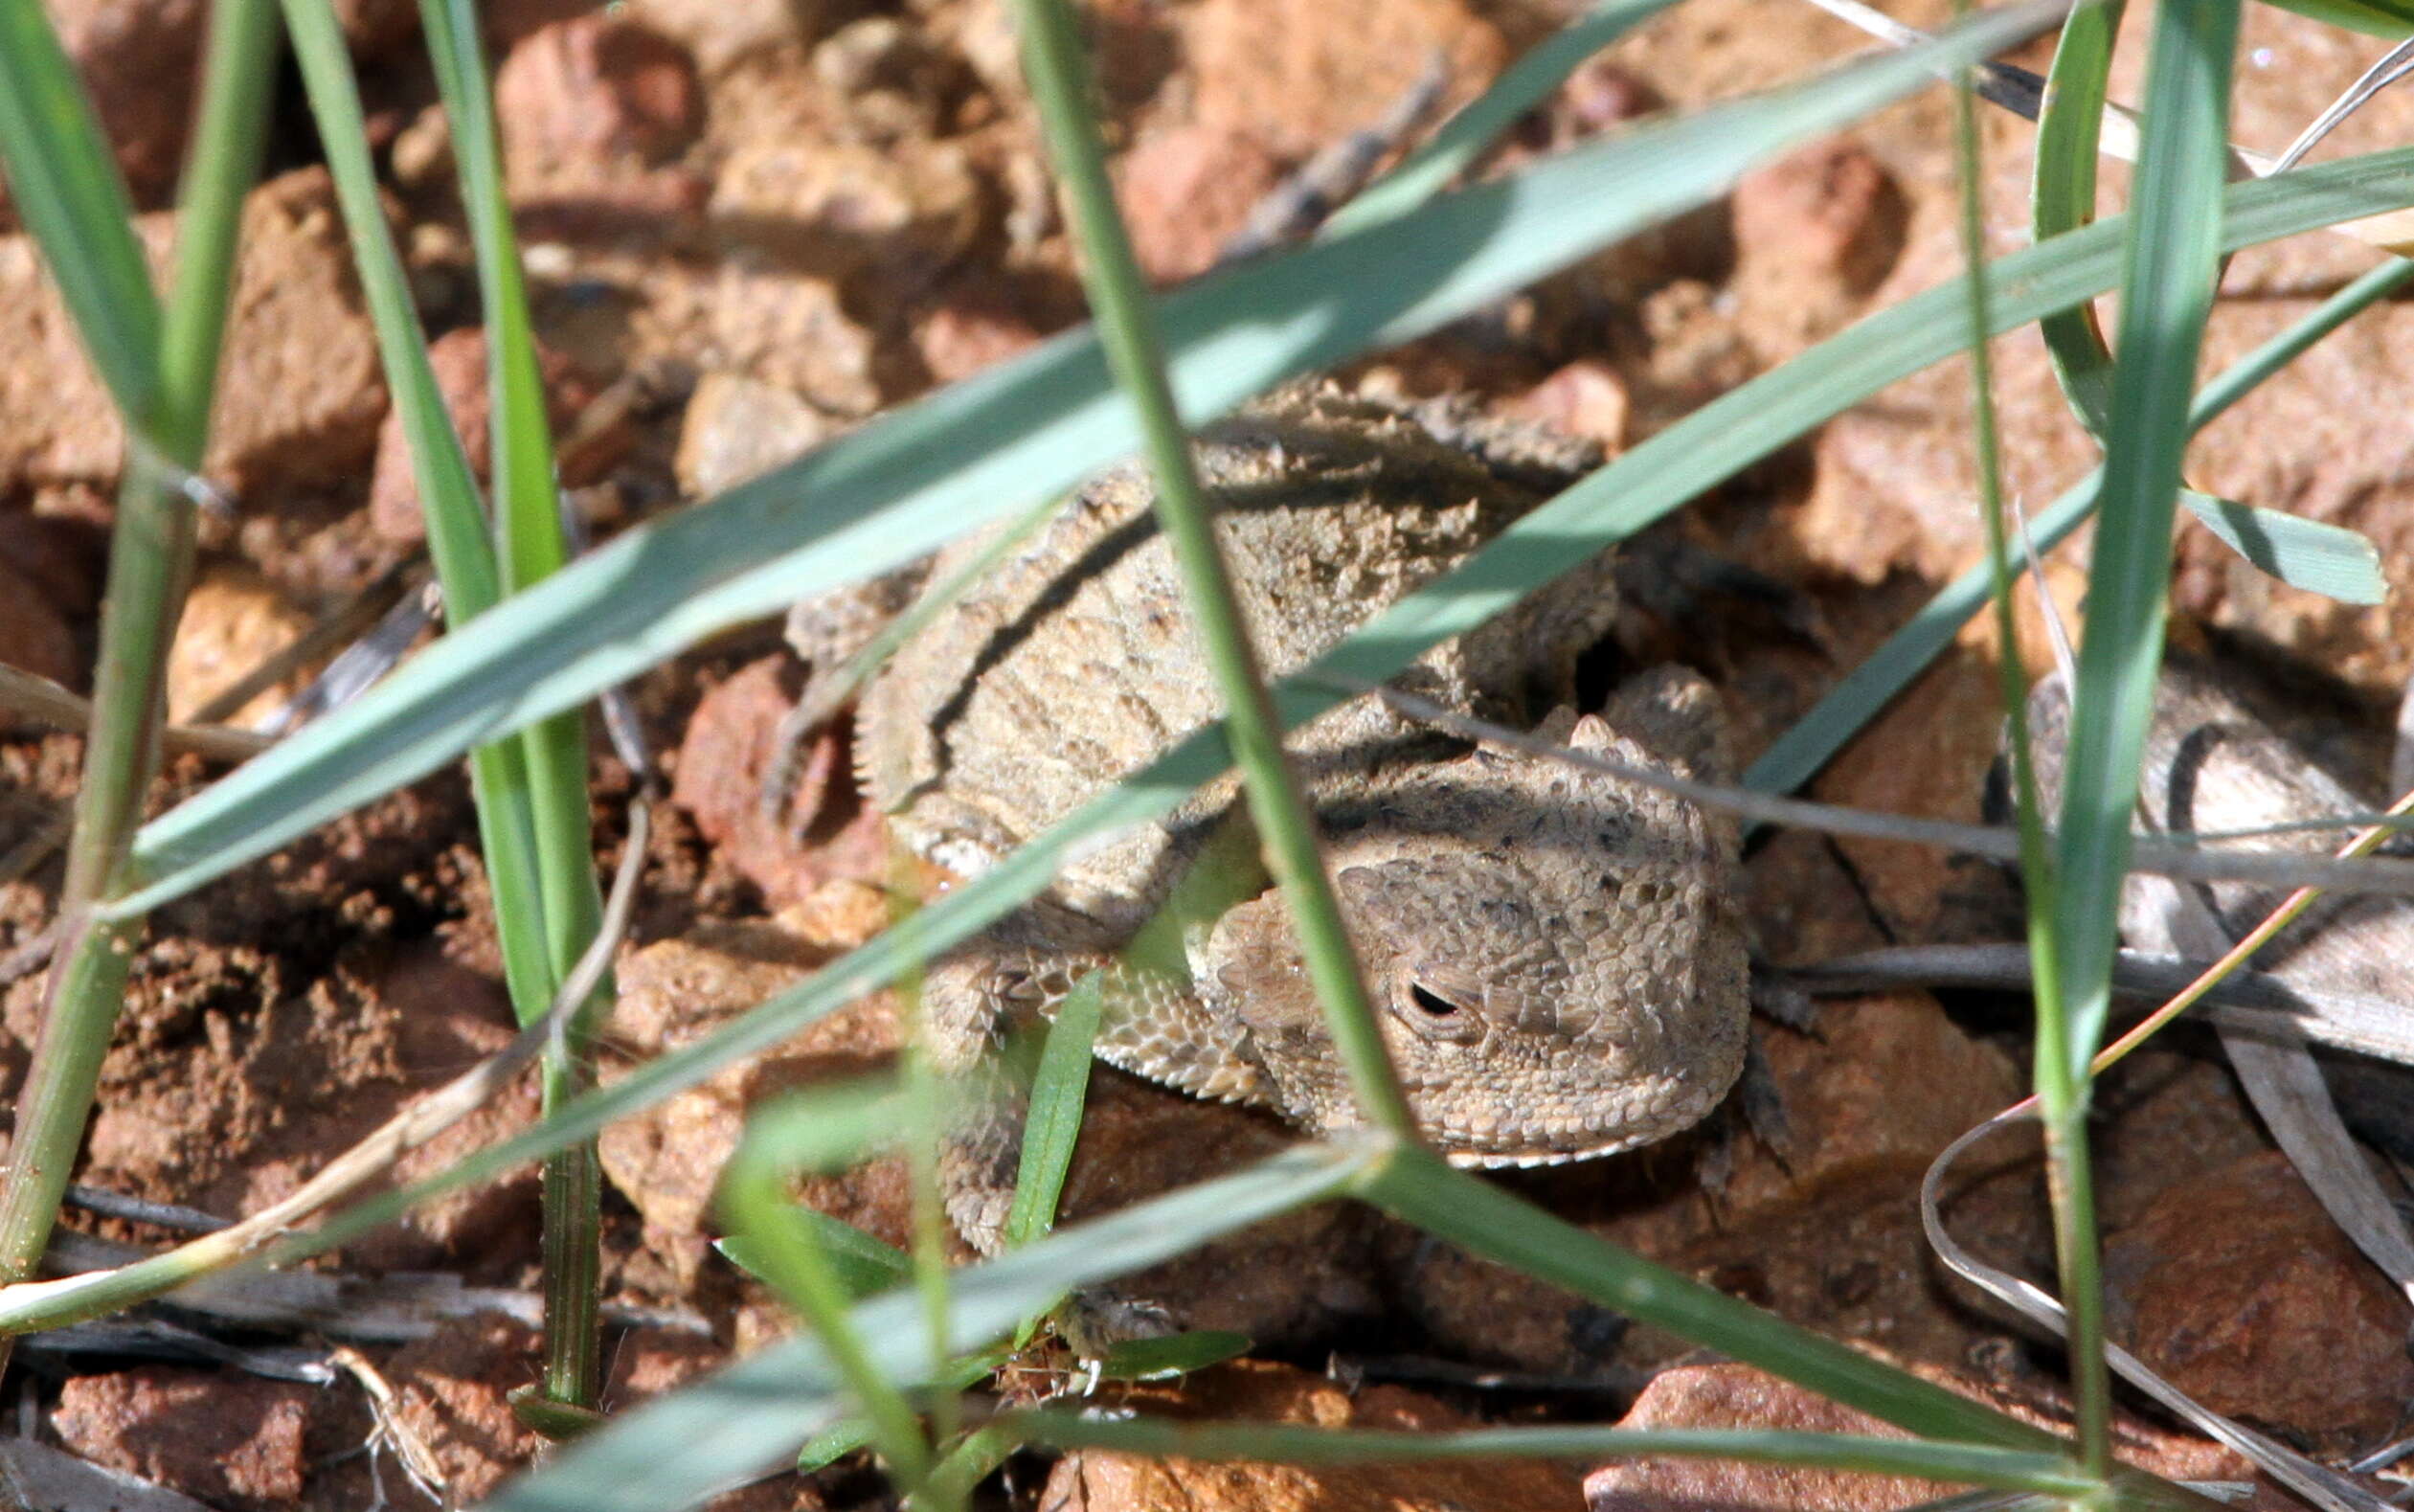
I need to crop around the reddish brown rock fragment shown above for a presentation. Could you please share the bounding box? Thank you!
[2105,1148,2414,1453]
[52,1367,314,1510]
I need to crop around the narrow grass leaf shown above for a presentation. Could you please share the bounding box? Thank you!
[118,0,2071,913]
[2051,0,2240,1070]
[1005,1412,2094,1494]
[1321,0,1681,237]
[2030,0,2122,438]
[2266,0,2414,34]
[718,1080,930,1483]
[715,1211,911,1302]
[1002,974,1103,1250]
[1364,1147,2064,1454]
[1094,1330,1254,1381]
[2042,0,2240,1475]
[0,0,162,434]
[2179,489,2386,602]
[475,1140,1385,1512]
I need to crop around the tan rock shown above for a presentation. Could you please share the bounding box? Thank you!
[164,569,312,727]
[1588,1363,2254,1511]
[0,168,385,498]
[674,372,834,500]
[1177,0,1504,163]
[1045,1360,1584,1512]
[598,921,901,1285]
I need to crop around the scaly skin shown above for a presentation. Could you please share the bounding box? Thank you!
[843,385,1750,1253]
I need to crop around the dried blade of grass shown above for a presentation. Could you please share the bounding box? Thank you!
[1314,675,2414,896]
[0,666,270,762]
[1919,1114,2389,1512]
[1784,943,2414,1066]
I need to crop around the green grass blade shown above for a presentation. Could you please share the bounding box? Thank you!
[716,1212,913,1301]
[2044,0,2241,1474]
[0,0,279,1370]
[2051,0,2240,1069]
[474,1140,1386,1512]
[1015,0,1407,1133]
[417,0,611,1412]
[1741,252,2414,800]
[1004,1412,2095,1494]
[0,0,164,434]
[277,0,557,1024]
[1364,1147,2062,1454]
[1321,0,1681,237]
[1094,1329,1253,1380]
[2179,489,2385,602]
[718,1082,930,1484]
[115,0,2075,914]
[2030,0,2122,439]
[1002,974,1103,1250]
[157,0,280,460]
[2266,0,2414,34]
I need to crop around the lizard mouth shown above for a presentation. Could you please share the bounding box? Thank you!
[1435,1129,1675,1169]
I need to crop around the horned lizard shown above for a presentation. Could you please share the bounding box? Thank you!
[838,384,1750,1253]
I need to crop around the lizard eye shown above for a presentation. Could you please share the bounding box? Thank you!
[1391,967,1486,1044]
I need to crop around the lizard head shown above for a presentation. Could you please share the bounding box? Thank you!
[1202,701,1748,1165]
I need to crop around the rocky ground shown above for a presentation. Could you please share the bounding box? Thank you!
[4,0,2414,1507]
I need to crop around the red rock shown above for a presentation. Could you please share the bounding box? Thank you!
[2105,1148,2414,1452]
[496,14,705,170]
[1046,1360,1583,1512]
[1730,137,1906,351]
[1504,360,1631,453]
[52,1367,314,1510]
[1116,124,1285,283]
[913,300,1043,387]
[1178,0,1505,165]
[1589,1363,2255,1512]
[367,326,607,544]
[0,553,76,686]
[667,654,887,907]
